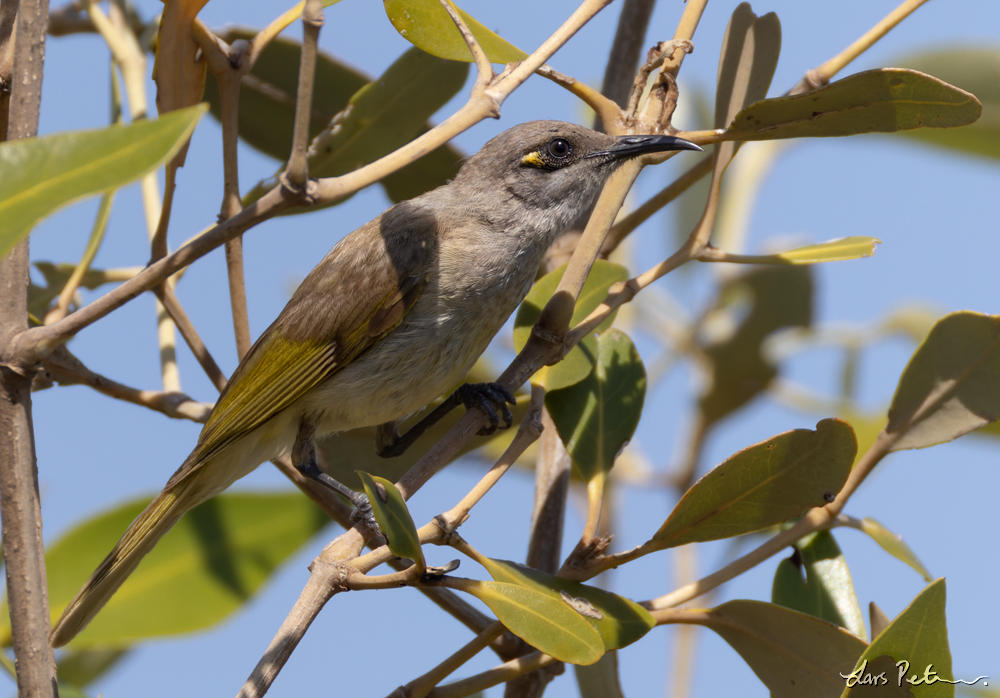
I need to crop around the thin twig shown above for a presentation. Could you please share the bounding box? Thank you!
[436,394,544,531]
[282,0,322,189]
[602,154,712,255]
[235,529,367,698]
[205,34,252,358]
[536,65,620,133]
[791,0,933,95]
[401,622,506,698]
[427,650,558,698]
[438,0,493,84]
[661,0,708,80]
[155,284,228,392]
[38,344,212,422]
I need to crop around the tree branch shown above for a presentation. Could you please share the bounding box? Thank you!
[0,0,58,694]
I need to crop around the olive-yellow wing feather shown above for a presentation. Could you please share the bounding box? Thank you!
[173,201,438,483]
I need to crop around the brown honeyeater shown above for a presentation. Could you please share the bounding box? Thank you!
[50,121,701,647]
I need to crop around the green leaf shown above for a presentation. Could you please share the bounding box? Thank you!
[653,419,855,548]
[356,472,424,567]
[20,491,329,647]
[0,105,206,258]
[474,557,655,651]
[698,266,813,426]
[545,329,646,484]
[891,48,1000,161]
[886,312,1000,450]
[859,518,932,582]
[514,260,630,391]
[243,47,468,209]
[446,578,604,665]
[715,3,782,130]
[842,579,952,698]
[772,531,867,640]
[384,0,527,63]
[727,69,981,141]
[730,237,881,264]
[57,647,129,689]
[697,599,867,697]
[574,653,625,698]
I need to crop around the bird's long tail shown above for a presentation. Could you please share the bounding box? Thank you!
[49,479,198,648]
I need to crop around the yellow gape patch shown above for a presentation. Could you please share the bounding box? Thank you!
[521,151,546,167]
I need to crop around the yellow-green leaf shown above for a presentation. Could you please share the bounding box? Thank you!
[0,105,206,259]
[7,491,329,647]
[886,312,1000,451]
[357,472,424,567]
[891,48,1000,162]
[545,329,646,484]
[514,260,630,391]
[446,578,604,665]
[859,518,932,582]
[729,237,881,264]
[384,0,527,64]
[772,531,867,640]
[653,419,855,548]
[697,599,867,697]
[842,579,952,698]
[474,556,655,651]
[727,69,981,141]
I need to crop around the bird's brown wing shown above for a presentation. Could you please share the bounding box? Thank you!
[168,202,438,485]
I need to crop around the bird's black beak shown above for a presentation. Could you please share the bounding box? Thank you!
[589,134,704,160]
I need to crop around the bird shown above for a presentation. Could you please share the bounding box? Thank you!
[49,120,701,647]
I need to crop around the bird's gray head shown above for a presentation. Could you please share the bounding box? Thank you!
[452,121,702,233]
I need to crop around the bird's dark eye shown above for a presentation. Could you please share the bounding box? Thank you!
[547,138,572,159]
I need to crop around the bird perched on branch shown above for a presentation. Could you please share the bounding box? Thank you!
[50,120,701,647]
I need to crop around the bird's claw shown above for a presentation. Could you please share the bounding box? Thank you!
[350,492,382,539]
[457,382,516,436]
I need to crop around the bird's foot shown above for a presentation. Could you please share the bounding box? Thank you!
[348,491,381,538]
[456,382,516,436]
[298,461,382,537]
